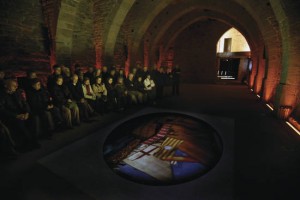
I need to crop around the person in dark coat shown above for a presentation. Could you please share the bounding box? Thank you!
[114,77,128,111]
[84,66,95,83]
[68,74,94,121]
[0,79,39,151]
[140,66,149,81]
[117,69,126,80]
[27,78,63,137]
[52,75,80,128]
[155,68,166,99]
[101,66,109,84]
[22,70,38,92]
[92,68,102,85]
[105,77,117,111]
[47,64,62,95]
[109,68,118,84]
[124,73,143,104]
[136,76,148,103]
[171,65,181,96]
[62,66,72,85]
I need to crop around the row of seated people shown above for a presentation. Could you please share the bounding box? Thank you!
[0,65,170,160]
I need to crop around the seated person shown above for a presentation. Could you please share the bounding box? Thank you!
[75,69,84,84]
[117,69,126,80]
[92,68,102,85]
[105,77,117,111]
[27,78,63,137]
[92,76,108,114]
[82,77,97,110]
[17,69,38,93]
[0,79,39,151]
[143,74,156,104]
[84,66,95,84]
[62,66,72,85]
[136,76,148,103]
[68,74,94,121]
[155,67,167,99]
[52,75,80,128]
[124,73,144,104]
[114,77,128,111]
[109,69,118,84]
[47,64,62,94]
[101,66,109,84]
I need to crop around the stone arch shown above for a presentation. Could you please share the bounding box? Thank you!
[104,0,136,58]
[56,0,82,65]
[150,13,257,68]
[125,0,281,101]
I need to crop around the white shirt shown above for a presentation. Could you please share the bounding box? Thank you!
[144,78,155,90]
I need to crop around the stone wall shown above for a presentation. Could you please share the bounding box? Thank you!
[71,0,95,67]
[173,20,229,83]
[0,0,50,72]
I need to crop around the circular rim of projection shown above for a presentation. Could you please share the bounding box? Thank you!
[103,113,223,186]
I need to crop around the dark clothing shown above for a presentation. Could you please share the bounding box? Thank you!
[106,83,117,99]
[114,83,127,110]
[115,84,127,98]
[27,88,62,135]
[84,72,94,82]
[0,90,30,119]
[52,84,72,108]
[155,71,166,99]
[110,74,118,84]
[117,74,126,82]
[68,82,93,120]
[105,83,117,111]
[27,88,51,115]
[124,79,138,91]
[171,68,181,83]
[47,73,60,94]
[18,77,32,93]
[68,83,84,102]
[101,72,110,84]
[140,70,149,81]
[62,74,71,85]
[171,67,181,95]
[0,79,4,93]
[0,90,37,149]
[0,120,17,155]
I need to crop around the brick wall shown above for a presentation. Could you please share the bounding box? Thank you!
[0,0,50,72]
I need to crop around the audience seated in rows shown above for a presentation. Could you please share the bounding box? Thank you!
[0,64,176,160]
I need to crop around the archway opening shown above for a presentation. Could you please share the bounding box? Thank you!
[216,28,251,82]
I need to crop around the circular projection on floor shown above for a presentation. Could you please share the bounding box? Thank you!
[103,113,223,185]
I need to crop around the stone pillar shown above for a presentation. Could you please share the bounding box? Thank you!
[262,78,278,102]
[254,56,265,94]
[274,83,298,118]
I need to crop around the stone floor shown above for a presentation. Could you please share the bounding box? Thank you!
[0,83,299,200]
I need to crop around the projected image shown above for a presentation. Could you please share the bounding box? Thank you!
[103,113,222,185]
